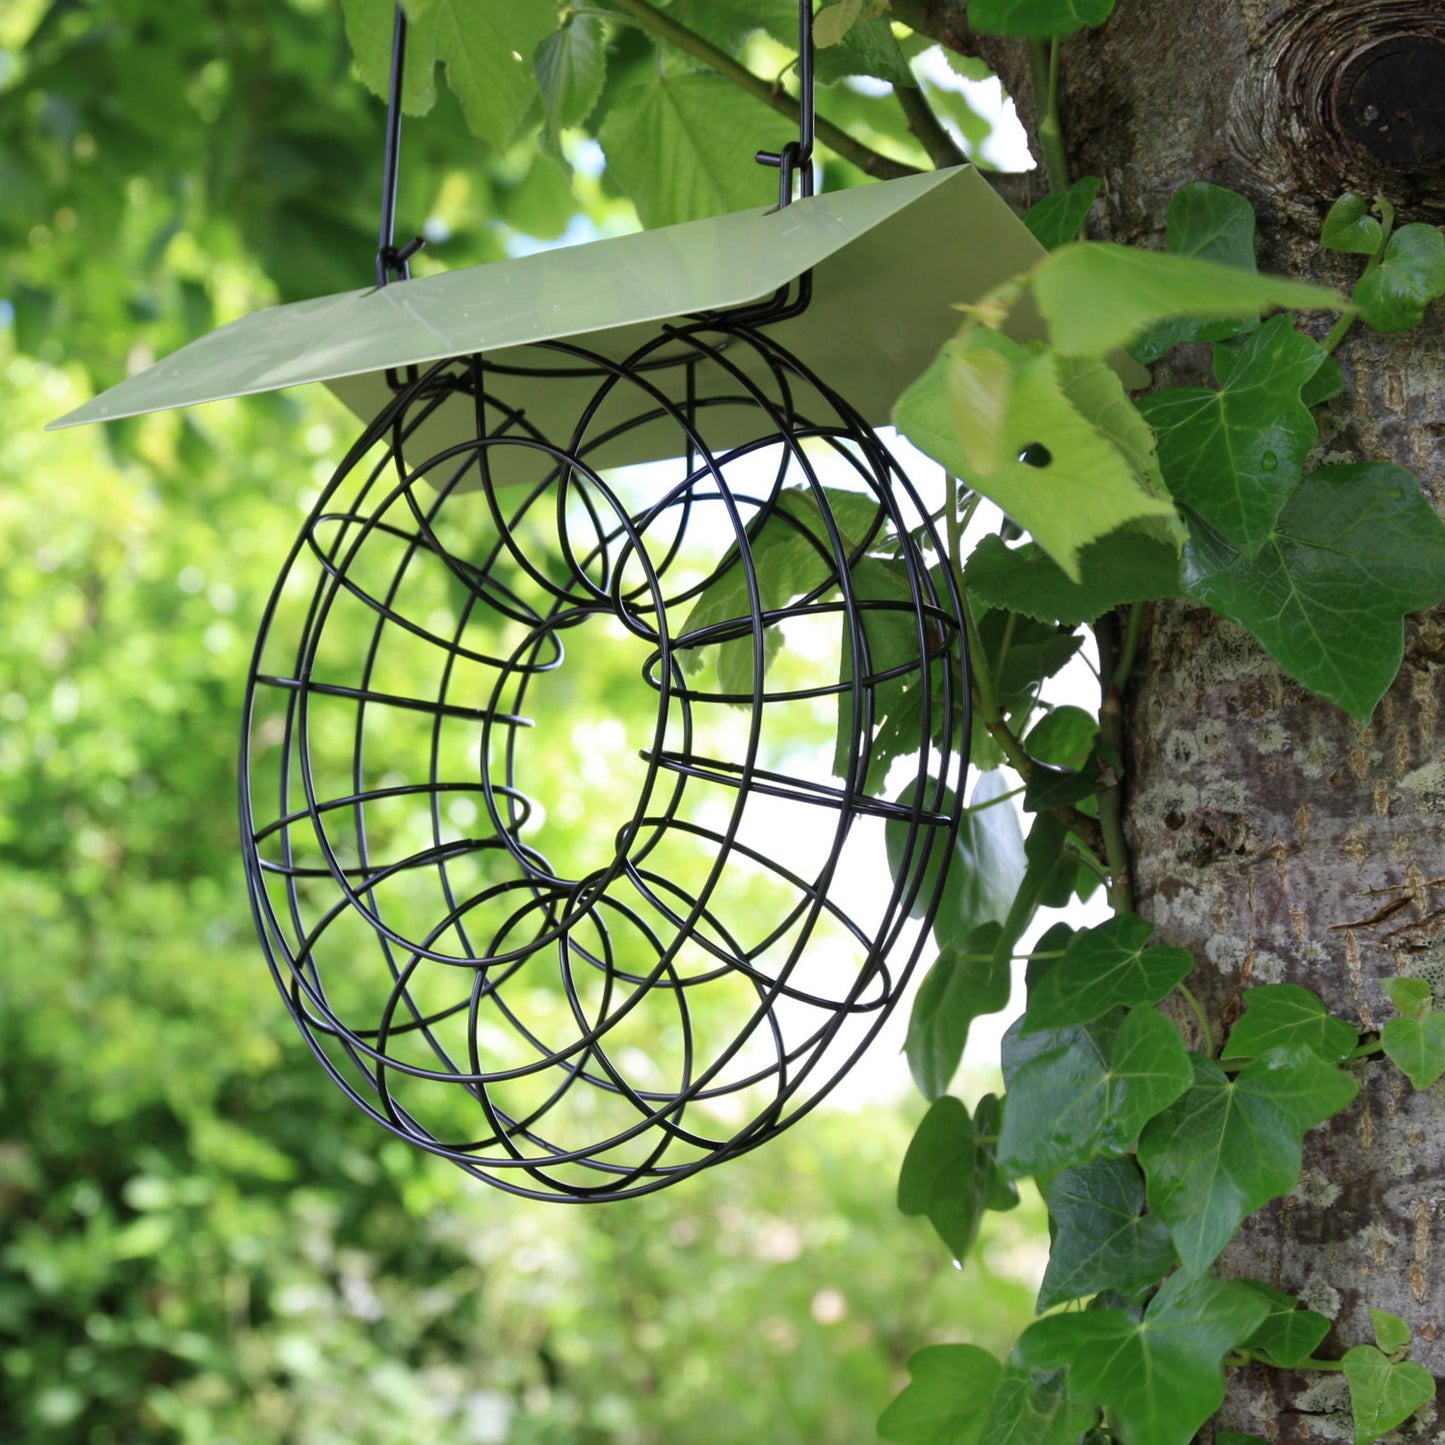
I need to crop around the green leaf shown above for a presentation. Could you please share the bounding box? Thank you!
[1131,183,1263,359]
[1139,1050,1359,1276]
[894,332,1178,580]
[973,610,1083,707]
[815,10,915,87]
[1370,1308,1413,1353]
[1030,243,1341,358]
[906,925,1011,1100]
[1343,1345,1435,1445]
[898,1095,1016,1259]
[1037,1156,1177,1310]
[1222,983,1359,1064]
[966,527,1180,626]
[1024,706,1097,767]
[1022,761,1095,812]
[1387,976,1433,1019]
[429,0,558,147]
[1024,913,1193,1031]
[813,0,864,47]
[1183,462,1445,722]
[599,73,792,226]
[1139,315,1328,557]
[887,771,1025,949]
[1381,1014,1445,1090]
[969,0,1115,39]
[1014,1270,1270,1445]
[879,1344,1003,1445]
[1024,177,1101,251]
[1238,1284,1331,1367]
[533,14,606,147]
[667,0,798,50]
[978,1366,1096,1445]
[1353,223,1445,332]
[1321,193,1384,256]
[998,1006,1192,1179]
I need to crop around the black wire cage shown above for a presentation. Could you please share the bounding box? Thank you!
[239,304,970,1201]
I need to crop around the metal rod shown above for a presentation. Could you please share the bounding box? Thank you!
[376,4,423,287]
[755,0,817,208]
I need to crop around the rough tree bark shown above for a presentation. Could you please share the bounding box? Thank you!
[907,1,1445,1439]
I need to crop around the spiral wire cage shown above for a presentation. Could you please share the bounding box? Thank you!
[238,2,971,1202]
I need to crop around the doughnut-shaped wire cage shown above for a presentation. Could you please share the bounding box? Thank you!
[240,310,970,1201]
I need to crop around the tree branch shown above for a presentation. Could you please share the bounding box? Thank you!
[895,83,968,169]
[602,0,920,180]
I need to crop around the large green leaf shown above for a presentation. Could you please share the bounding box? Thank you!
[1030,243,1341,357]
[667,0,799,49]
[1139,1050,1359,1276]
[893,332,1178,580]
[969,0,1115,38]
[905,924,1011,1100]
[1023,912,1192,1031]
[978,1366,1096,1445]
[599,73,792,226]
[1183,463,1445,722]
[1221,984,1358,1065]
[1237,1282,1331,1367]
[898,1094,1016,1260]
[1353,223,1445,332]
[1014,1270,1270,1445]
[1037,1156,1177,1310]
[1139,315,1329,557]
[879,1344,1003,1445]
[966,527,1180,626]
[1343,1345,1435,1445]
[997,1006,1192,1179]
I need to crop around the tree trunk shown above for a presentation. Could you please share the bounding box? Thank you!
[913,0,1445,1438]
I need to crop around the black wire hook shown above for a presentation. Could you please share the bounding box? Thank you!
[755,0,817,209]
[376,4,426,288]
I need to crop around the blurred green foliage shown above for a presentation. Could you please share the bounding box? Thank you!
[0,2,1035,1439]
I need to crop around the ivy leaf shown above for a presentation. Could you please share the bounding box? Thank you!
[1024,177,1101,251]
[969,0,1115,39]
[906,924,1010,1100]
[1238,1283,1331,1367]
[1380,1014,1445,1090]
[978,1366,1096,1445]
[1183,463,1445,722]
[1138,315,1329,557]
[1014,1270,1271,1445]
[1370,1309,1413,1354]
[1022,761,1095,812]
[1030,243,1341,358]
[533,14,606,147]
[1343,1345,1435,1445]
[879,1344,1003,1445]
[1024,706,1098,767]
[1037,1156,1177,1310]
[600,74,792,226]
[1132,183,1262,360]
[973,610,1084,708]
[1024,912,1193,1032]
[998,1006,1192,1179]
[1321,193,1384,256]
[1139,1049,1359,1276]
[894,331,1178,580]
[966,527,1180,626]
[1221,983,1359,1065]
[1387,977,1433,1019]
[1353,223,1445,332]
[898,1095,1016,1260]
[887,771,1025,950]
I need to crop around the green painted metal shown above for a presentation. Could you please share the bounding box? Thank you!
[50,167,1101,443]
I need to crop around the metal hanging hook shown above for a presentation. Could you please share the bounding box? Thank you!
[755,0,817,209]
[376,4,426,288]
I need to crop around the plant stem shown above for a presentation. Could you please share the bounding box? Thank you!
[895,82,967,169]
[1028,38,1068,195]
[1093,612,1133,915]
[1349,1037,1384,1060]
[1112,602,1145,691]
[1322,194,1395,355]
[602,0,918,180]
[1176,980,1215,1055]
